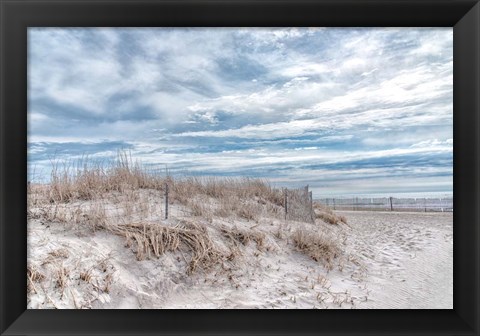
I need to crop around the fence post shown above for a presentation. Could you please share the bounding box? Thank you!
[284,188,288,220]
[389,196,393,211]
[165,182,169,219]
[309,191,313,222]
[424,198,427,212]
[355,197,358,211]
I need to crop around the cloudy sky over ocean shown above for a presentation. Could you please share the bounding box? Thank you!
[28,28,453,197]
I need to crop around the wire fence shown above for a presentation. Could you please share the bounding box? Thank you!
[28,195,197,226]
[317,197,453,212]
[27,183,317,224]
[283,185,314,223]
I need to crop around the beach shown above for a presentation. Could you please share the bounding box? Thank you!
[27,184,452,309]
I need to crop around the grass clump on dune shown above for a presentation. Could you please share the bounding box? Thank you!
[46,151,166,204]
[313,203,347,225]
[171,176,284,220]
[171,176,283,205]
[221,226,266,250]
[112,221,223,275]
[27,264,46,294]
[292,229,340,270]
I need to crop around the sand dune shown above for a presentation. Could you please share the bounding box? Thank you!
[27,174,452,309]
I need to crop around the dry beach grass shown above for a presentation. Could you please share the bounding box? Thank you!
[27,155,452,309]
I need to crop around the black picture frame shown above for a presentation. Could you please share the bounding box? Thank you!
[1,0,479,335]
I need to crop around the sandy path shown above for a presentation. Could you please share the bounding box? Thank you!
[340,211,453,309]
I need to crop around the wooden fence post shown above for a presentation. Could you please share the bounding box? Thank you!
[389,196,393,211]
[165,183,169,219]
[284,188,288,220]
[309,191,313,222]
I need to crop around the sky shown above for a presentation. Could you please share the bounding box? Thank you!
[28,28,453,197]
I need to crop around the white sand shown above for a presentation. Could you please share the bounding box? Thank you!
[342,211,453,309]
[27,206,452,309]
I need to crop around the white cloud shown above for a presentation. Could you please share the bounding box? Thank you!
[28,28,453,195]
[174,119,327,139]
[410,138,453,148]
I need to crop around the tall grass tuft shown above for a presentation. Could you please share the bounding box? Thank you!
[292,229,340,270]
[313,203,347,225]
[45,151,167,203]
[112,221,223,274]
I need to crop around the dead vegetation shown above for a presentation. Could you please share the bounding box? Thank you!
[27,252,118,309]
[171,177,284,221]
[221,226,266,250]
[54,264,70,298]
[112,221,223,275]
[79,269,93,283]
[42,151,164,204]
[29,152,286,225]
[48,248,69,259]
[171,177,283,207]
[27,264,45,294]
[36,152,286,214]
[292,229,340,270]
[313,203,347,225]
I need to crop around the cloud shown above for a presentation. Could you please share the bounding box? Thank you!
[28,28,453,196]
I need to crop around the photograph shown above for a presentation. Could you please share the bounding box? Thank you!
[27,27,453,309]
